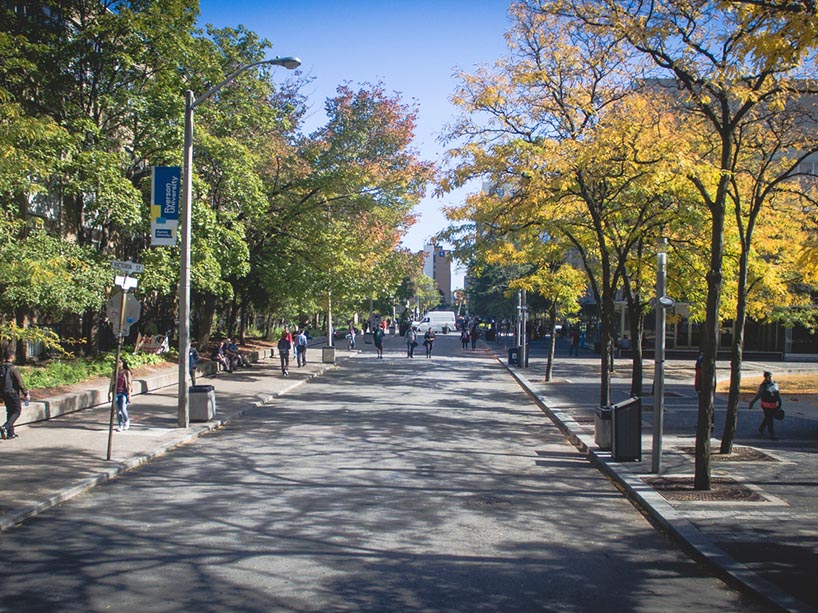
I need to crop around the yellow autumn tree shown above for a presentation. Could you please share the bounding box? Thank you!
[443,5,688,404]
[547,0,818,488]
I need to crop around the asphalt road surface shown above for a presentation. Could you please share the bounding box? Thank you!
[0,335,772,612]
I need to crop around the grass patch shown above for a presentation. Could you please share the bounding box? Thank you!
[717,373,818,397]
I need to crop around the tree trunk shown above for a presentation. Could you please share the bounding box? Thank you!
[199,295,218,346]
[695,204,727,490]
[227,293,239,339]
[599,294,616,407]
[238,297,247,343]
[630,308,644,397]
[14,308,26,363]
[545,303,556,382]
[721,248,750,454]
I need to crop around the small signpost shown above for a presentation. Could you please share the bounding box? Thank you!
[106,261,143,461]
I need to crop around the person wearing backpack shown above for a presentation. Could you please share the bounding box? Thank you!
[373,326,384,359]
[295,329,308,367]
[406,326,417,358]
[0,348,30,440]
[749,370,782,439]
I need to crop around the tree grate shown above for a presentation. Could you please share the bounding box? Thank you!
[677,445,778,462]
[642,476,767,502]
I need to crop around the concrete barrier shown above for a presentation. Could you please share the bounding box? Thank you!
[17,346,274,427]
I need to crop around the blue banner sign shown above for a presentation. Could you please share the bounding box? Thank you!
[151,166,181,246]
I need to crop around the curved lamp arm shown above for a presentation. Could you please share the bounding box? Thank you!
[192,56,302,109]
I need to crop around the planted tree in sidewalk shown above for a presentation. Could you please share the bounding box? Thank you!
[503,246,586,382]
[556,0,818,488]
[443,5,678,405]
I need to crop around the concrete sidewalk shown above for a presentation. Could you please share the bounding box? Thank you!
[0,344,349,532]
[490,337,818,613]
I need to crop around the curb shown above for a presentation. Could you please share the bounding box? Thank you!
[498,355,813,613]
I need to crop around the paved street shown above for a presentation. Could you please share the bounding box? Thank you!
[0,334,768,612]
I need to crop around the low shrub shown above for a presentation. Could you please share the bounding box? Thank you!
[20,349,173,391]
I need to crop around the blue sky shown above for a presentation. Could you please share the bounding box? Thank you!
[197,1,513,287]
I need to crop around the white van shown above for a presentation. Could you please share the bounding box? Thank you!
[413,311,457,334]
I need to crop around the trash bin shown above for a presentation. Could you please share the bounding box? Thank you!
[189,384,216,422]
[508,347,519,366]
[611,396,641,461]
[594,406,612,450]
[322,346,336,363]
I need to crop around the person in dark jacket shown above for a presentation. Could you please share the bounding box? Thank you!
[748,371,782,439]
[423,328,436,358]
[278,330,292,376]
[0,348,30,440]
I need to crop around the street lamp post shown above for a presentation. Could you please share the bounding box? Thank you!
[177,56,301,428]
[652,237,674,473]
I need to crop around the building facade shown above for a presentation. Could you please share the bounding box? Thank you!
[422,242,453,306]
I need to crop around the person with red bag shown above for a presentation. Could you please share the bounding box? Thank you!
[749,371,782,439]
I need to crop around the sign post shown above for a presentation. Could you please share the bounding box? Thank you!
[106,263,142,461]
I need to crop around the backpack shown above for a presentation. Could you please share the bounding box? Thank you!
[760,382,779,408]
[278,338,291,352]
[0,364,14,395]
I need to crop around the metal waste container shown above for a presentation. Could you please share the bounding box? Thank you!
[189,384,216,422]
[611,396,641,461]
[508,347,519,366]
[594,406,612,450]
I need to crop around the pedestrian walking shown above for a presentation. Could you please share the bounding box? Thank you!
[460,328,470,350]
[406,326,417,358]
[296,329,308,367]
[424,328,436,358]
[469,322,480,349]
[346,324,357,350]
[277,331,292,376]
[189,343,200,386]
[569,328,580,356]
[109,357,132,432]
[373,326,384,359]
[0,348,29,440]
[749,370,782,439]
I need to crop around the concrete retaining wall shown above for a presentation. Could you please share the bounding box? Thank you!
[17,347,273,427]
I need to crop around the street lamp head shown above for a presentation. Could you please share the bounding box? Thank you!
[269,56,301,70]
